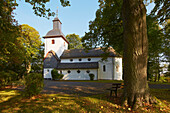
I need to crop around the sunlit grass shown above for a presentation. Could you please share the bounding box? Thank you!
[0,89,169,113]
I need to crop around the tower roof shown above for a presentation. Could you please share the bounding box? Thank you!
[43,11,69,44]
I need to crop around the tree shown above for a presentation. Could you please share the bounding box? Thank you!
[66,34,83,49]
[31,43,44,73]
[82,0,168,108]
[82,0,123,55]
[150,0,169,24]
[147,15,164,81]
[19,24,42,73]
[121,0,150,108]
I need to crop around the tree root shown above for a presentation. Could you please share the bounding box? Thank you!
[121,93,158,110]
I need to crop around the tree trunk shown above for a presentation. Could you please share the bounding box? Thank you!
[122,0,149,108]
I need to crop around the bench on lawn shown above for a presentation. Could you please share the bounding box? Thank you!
[107,83,124,97]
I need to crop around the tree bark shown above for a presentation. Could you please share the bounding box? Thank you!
[122,0,149,108]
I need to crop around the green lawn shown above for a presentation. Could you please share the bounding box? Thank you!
[0,89,169,113]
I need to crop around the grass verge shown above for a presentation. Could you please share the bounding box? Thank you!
[0,89,169,113]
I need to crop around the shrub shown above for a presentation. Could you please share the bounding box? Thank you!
[51,69,64,80]
[89,73,95,80]
[24,73,44,97]
[0,71,18,88]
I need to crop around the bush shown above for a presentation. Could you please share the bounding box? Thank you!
[0,71,18,88]
[51,69,64,80]
[89,73,95,80]
[24,73,44,97]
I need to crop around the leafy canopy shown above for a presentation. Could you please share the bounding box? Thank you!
[66,34,83,49]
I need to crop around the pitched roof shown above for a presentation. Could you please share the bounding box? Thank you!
[60,47,121,59]
[43,50,60,68]
[56,62,98,69]
[43,50,60,61]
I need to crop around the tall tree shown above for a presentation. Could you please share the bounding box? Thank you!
[122,0,149,108]
[66,34,83,49]
[82,0,123,55]
[147,15,164,81]
[19,24,42,73]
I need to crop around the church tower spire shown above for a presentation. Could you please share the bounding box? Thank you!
[53,7,62,30]
[43,7,69,58]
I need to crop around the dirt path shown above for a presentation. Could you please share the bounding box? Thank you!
[42,80,170,96]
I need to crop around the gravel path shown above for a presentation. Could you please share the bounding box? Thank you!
[42,80,170,96]
[42,80,111,96]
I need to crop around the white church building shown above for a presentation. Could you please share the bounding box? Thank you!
[43,15,123,80]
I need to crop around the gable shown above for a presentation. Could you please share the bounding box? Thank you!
[44,51,60,68]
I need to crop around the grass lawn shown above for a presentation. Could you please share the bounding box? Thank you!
[0,89,169,113]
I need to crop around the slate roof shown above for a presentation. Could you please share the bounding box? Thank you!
[45,29,65,37]
[60,47,121,59]
[56,62,98,69]
[43,50,60,68]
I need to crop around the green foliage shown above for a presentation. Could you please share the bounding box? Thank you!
[89,73,95,80]
[82,0,123,55]
[66,34,83,49]
[24,73,44,97]
[51,69,64,80]
[0,71,18,88]
[149,0,169,24]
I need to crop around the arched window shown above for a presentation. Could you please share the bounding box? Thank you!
[70,59,73,62]
[79,59,82,61]
[116,65,119,72]
[52,39,55,44]
[103,65,106,72]
[88,58,91,61]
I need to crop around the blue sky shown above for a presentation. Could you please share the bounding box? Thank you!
[14,0,154,42]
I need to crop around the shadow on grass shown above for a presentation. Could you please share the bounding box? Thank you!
[0,89,126,113]
[0,88,169,113]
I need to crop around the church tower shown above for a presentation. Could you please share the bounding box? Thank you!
[43,13,69,58]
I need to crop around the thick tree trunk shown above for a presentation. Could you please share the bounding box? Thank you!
[122,0,149,108]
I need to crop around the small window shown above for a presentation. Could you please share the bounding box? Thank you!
[70,59,73,62]
[116,65,119,72]
[103,65,106,72]
[47,69,49,72]
[52,39,55,44]
[77,70,80,73]
[86,70,90,73]
[60,70,62,74]
[68,70,71,73]
[88,58,91,61]
[79,59,82,61]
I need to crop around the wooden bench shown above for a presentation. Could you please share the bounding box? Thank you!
[107,83,124,97]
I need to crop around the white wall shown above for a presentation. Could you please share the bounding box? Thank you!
[113,57,123,80]
[45,37,68,57]
[44,68,53,79]
[61,57,122,80]
[43,57,123,80]
[98,57,114,80]
[60,69,98,80]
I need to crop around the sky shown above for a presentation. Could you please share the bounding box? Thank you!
[14,0,154,42]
